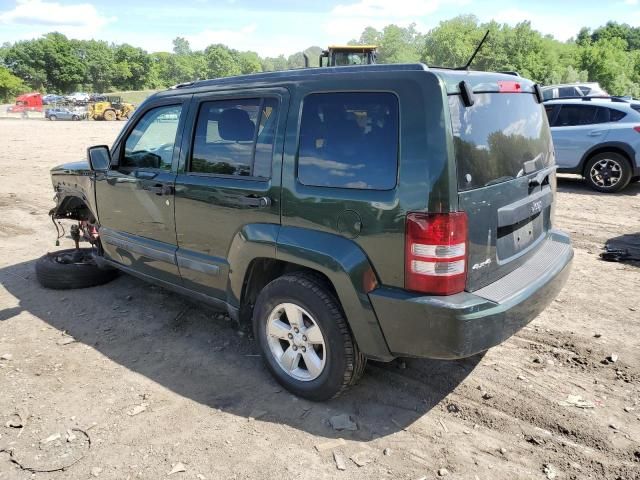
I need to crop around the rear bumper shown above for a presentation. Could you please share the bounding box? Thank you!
[369,230,573,359]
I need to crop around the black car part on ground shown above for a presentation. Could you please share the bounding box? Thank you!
[600,234,640,263]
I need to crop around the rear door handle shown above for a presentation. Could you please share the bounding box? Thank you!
[588,130,605,136]
[144,184,174,196]
[241,195,271,208]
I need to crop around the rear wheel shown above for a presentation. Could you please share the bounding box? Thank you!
[72,115,80,121]
[253,273,366,401]
[584,152,632,193]
[103,109,116,121]
[36,248,118,290]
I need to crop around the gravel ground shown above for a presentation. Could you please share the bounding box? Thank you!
[0,119,639,480]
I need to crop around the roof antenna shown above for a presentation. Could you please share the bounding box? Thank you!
[458,30,490,70]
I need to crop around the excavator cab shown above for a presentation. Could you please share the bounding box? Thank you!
[319,45,377,67]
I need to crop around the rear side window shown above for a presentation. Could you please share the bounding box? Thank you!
[297,92,399,190]
[555,105,598,126]
[609,108,627,122]
[558,86,578,97]
[190,98,278,178]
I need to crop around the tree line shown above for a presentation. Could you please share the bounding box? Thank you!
[1,15,640,103]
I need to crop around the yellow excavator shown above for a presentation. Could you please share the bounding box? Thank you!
[318,45,377,67]
[88,96,135,121]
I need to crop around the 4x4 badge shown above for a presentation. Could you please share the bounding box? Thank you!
[472,258,492,270]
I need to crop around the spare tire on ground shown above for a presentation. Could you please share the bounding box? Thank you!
[35,248,118,289]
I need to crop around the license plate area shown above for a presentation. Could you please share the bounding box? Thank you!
[496,212,543,261]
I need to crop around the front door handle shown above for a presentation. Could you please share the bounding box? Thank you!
[241,195,271,208]
[588,130,605,136]
[144,184,174,196]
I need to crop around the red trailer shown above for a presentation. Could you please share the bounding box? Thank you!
[7,93,43,113]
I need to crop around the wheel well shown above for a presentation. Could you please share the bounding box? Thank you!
[51,195,94,222]
[238,258,339,325]
[582,146,632,177]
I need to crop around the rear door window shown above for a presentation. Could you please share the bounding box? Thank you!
[555,105,598,126]
[190,98,278,178]
[297,92,399,190]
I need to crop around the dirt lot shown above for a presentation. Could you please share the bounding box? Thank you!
[0,119,638,480]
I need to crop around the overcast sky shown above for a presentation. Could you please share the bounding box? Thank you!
[1,0,640,57]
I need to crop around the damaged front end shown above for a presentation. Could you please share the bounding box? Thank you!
[49,161,101,250]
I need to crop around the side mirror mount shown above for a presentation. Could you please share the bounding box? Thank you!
[87,145,111,171]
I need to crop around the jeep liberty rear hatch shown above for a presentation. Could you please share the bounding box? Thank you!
[444,73,555,291]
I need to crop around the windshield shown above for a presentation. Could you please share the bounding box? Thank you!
[333,52,368,66]
[449,93,553,191]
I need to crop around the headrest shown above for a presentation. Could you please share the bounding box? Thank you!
[219,108,255,141]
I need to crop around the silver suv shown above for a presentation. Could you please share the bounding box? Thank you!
[545,98,640,192]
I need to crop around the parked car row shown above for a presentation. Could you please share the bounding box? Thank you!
[42,92,108,105]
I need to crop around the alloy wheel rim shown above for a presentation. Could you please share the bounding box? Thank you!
[590,159,622,188]
[266,302,326,382]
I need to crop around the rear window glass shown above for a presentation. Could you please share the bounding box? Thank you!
[297,92,399,190]
[449,93,552,191]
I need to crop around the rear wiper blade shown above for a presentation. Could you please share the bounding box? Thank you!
[484,176,514,187]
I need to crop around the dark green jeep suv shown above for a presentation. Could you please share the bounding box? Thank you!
[41,63,573,400]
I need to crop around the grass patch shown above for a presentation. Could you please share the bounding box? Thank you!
[108,89,160,104]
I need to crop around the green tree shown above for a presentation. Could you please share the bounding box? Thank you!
[204,44,241,78]
[236,51,262,74]
[172,37,191,56]
[112,44,152,90]
[76,40,115,92]
[580,37,638,96]
[0,66,26,102]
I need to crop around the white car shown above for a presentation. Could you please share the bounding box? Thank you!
[541,82,608,101]
[64,92,90,104]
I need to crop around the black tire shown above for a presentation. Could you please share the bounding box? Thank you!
[49,115,57,121]
[72,115,80,121]
[253,272,366,401]
[35,248,118,290]
[584,152,632,193]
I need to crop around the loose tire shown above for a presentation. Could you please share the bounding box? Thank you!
[103,109,116,121]
[584,152,632,193]
[49,115,57,121]
[253,273,366,401]
[35,248,118,290]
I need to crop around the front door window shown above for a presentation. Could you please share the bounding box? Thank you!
[122,105,183,171]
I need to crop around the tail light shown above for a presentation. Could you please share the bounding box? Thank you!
[405,212,468,295]
[633,126,640,133]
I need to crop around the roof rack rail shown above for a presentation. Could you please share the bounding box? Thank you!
[543,95,630,103]
[169,81,196,90]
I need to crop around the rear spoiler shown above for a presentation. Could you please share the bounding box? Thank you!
[456,80,544,107]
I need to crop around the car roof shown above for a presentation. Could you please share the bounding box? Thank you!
[544,98,636,108]
[150,63,536,100]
